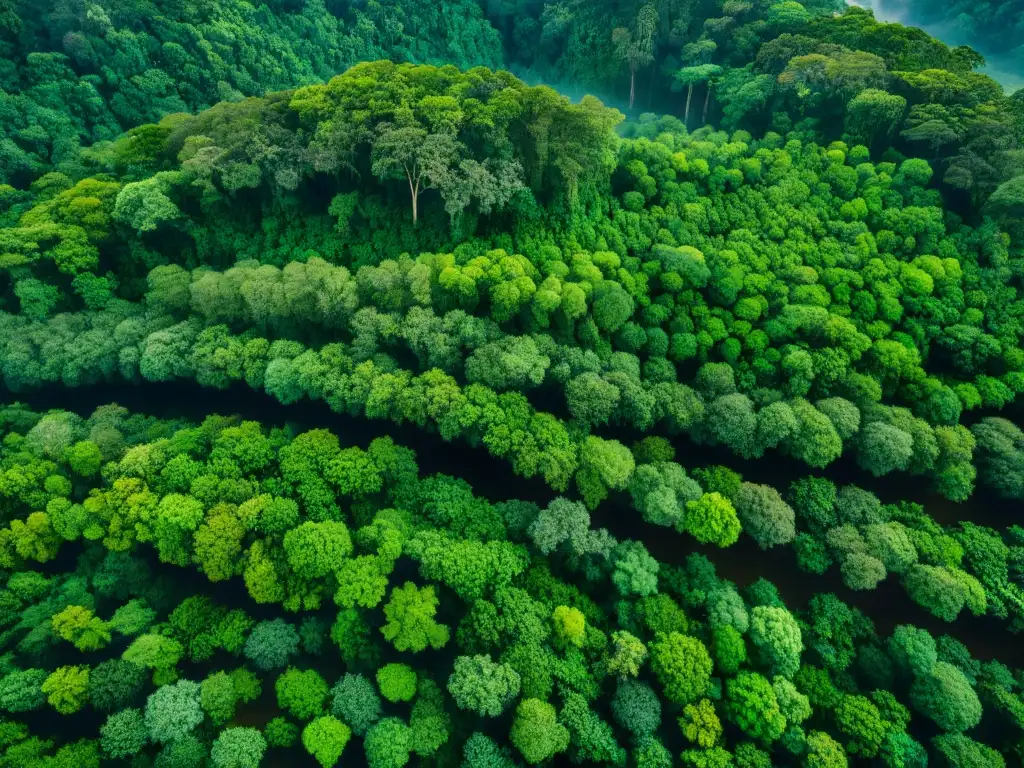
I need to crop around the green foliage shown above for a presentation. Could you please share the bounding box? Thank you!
[100,708,147,759]
[364,718,413,768]
[41,665,89,714]
[448,655,521,717]
[679,698,722,749]
[0,668,47,713]
[932,733,1005,768]
[805,731,848,768]
[381,583,450,652]
[835,694,887,758]
[612,679,661,737]
[724,671,786,743]
[264,718,299,749]
[910,661,982,732]
[210,728,266,768]
[243,620,299,671]
[650,633,713,704]
[748,606,804,678]
[88,660,146,713]
[377,664,418,704]
[144,680,203,744]
[302,716,351,768]
[510,698,569,764]
[276,668,328,721]
[200,672,238,727]
[330,674,382,736]
[606,630,647,678]
[684,493,742,548]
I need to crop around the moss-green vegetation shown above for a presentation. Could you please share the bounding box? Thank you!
[1,0,1022,764]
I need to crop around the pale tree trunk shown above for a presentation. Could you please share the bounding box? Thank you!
[703,81,713,126]
[684,83,693,127]
[407,170,420,226]
[629,68,636,109]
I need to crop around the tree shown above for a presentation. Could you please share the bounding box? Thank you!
[881,732,927,768]
[88,659,147,713]
[984,176,1024,241]
[903,565,975,622]
[381,583,449,652]
[377,664,418,703]
[749,606,803,678]
[331,608,379,668]
[559,690,625,765]
[611,679,661,737]
[529,498,591,555]
[676,61,722,126]
[650,632,713,704]
[201,672,239,727]
[448,655,521,717]
[633,735,673,768]
[841,552,888,591]
[144,680,203,744]
[194,506,246,582]
[774,676,811,726]
[613,5,658,109]
[910,662,982,732]
[210,728,266,768]
[243,619,299,671]
[100,708,148,759]
[857,422,914,476]
[283,521,352,580]
[14,279,59,322]
[110,600,156,636]
[724,671,786,743]
[153,493,205,566]
[276,668,328,721]
[371,127,462,225]
[711,625,747,676]
[364,717,413,768]
[612,541,659,597]
[462,733,519,768]
[148,733,206,768]
[888,625,937,678]
[932,733,1005,768]
[113,176,181,234]
[330,674,381,736]
[679,698,721,749]
[575,435,635,509]
[303,716,351,768]
[834,694,887,758]
[607,630,647,678]
[901,118,961,159]
[123,634,184,685]
[265,718,299,749]
[845,89,906,149]
[805,731,848,768]
[510,699,569,764]
[0,668,47,713]
[683,493,741,548]
[733,483,796,549]
[466,337,550,391]
[65,440,103,477]
[567,373,620,429]
[410,678,451,757]
[41,665,90,714]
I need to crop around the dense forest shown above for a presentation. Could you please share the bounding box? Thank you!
[851,0,1024,88]
[0,0,1023,766]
